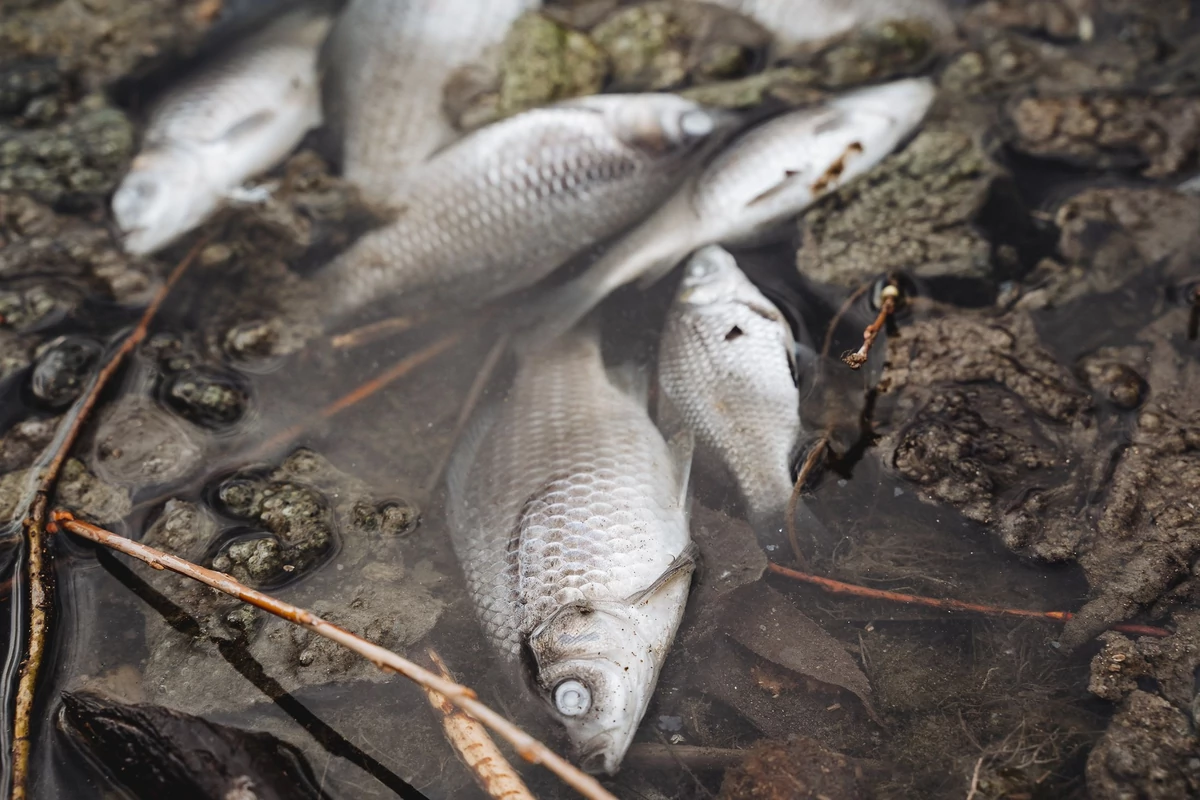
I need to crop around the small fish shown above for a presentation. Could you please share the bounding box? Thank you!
[313,93,733,322]
[658,246,803,536]
[447,325,695,775]
[112,9,332,255]
[526,77,936,343]
[321,0,540,203]
[708,0,955,49]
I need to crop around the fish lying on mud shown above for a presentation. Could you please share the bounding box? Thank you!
[447,324,695,775]
[112,9,333,256]
[526,77,937,343]
[312,93,734,322]
[321,0,540,203]
[707,0,955,50]
[658,245,812,539]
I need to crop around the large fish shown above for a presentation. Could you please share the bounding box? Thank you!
[321,0,540,203]
[707,0,954,50]
[112,9,332,255]
[447,325,695,775]
[312,93,733,322]
[658,245,805,538]
[525,77,936,343]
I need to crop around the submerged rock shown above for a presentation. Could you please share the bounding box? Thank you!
[29,335,103,409]
[90,397,204,489]
[796,125,1025,286]
[1086,690,1200,800]
[0,457,131,525]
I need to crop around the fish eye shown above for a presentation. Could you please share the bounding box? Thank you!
[678,109,715,139]
[554,679,591,717]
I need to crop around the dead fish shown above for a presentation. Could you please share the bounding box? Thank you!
[447,324,695,775]
[658,245,803,537]
[321,0,540,203]
[527,77,936,343]
[112,8,332,256]
[313,93,733,322]
[708,0,955,49]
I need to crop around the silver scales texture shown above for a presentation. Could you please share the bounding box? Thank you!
[448,329,690,658]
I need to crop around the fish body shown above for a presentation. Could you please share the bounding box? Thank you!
[112,10,332,255]
[529,77,937,342]
[708,0,954,49]
[313,93,732,321]
[321,0,540,203]
[447,326,694,775]
[658,246,801,536]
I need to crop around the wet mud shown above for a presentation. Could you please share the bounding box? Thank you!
[0,1,1198,799]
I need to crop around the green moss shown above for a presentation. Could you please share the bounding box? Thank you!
[591,3,689,90]
[497,12,607,118]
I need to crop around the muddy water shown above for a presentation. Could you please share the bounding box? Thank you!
[2,1,1200,799]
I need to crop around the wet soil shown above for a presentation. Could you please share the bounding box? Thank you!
[0,1,1198,799]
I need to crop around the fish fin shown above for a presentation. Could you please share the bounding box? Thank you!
[625,542,700,606]
[744,167,812,208]
[217,109,277,146]
[655,389,694,512]
[606,361,650,406]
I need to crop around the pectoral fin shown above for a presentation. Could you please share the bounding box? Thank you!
[626,542,700,606]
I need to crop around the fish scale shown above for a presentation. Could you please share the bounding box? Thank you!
[658,246,801,534]
[313,95,725,321]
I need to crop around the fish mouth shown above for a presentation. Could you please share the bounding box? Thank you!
[578,734,620,775]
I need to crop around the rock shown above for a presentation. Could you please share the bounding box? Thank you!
[90,397,204,489]
[0,415,60,473]
[29,334,103,409]
[1086,690,1200,800]
[0,329,36,381]
[1008,93,1200,178]
[3,457,137,525]
[680,66,822,108]
[796,125,1026,287]
[496,12,607,120]
[162,366,249,429]
[1088,632,1152,702]
[808,19,939,88]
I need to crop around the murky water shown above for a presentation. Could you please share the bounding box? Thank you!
[2,1,1199,799]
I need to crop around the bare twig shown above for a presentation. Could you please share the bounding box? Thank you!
[821,282,873,359]
[330,314,425,350]
[965,756,983,800]
[766,563,1172,638]
[54,512,617,800]
[785,437,828,567]
[425,649,534,800]
[251,328,468,459]
[422,331,510,496]
[842,284,897,369]
[9,239,203,800]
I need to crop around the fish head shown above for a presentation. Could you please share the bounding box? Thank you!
[111,147,210,255]
[827,77,937,148]
[528,601,661,775]
[674,245,749,307]
[567,94,737,159]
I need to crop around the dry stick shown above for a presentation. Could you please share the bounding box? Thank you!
[250,328,468,460]
[842,285,897,369]
[422,331,511,496]
[425,649,535,800]
[766,562,1172,638]
[54,514,617,800]
[330,314,425,350]
[820,281,873,360]
[785,437,829,567]
[9,239,203,800]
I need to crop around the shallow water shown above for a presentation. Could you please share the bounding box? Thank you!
[2,1,1200,799]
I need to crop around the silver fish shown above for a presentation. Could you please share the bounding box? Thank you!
[321,0,540,203]
[658,245,802,536]
[112,9,332,255]
[707,0,954,50]
[527,77,936,343]
[447,325,694,775]
[313,93,732,321]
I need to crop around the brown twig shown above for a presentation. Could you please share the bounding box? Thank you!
[251,328,468,460]
[821,282,873,360]
[330,314,425,350]
[965,755,983,800]
[785,437,829,567]
[54,512,617,800]
[766,562,1172,638]
[425,649,535,800]
[9,239,203,800]
[842,284,898,369]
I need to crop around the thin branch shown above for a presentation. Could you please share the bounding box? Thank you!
[842,284,897,369]
[965,755,983,800]
[330,315,425,350]
[766,562,1172,638]
[9,239,203,800]
[251,328,468,460]
[53,512,618,800]
[821,282,873,359]
[786,437,828,567]
[425,649,535,800]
